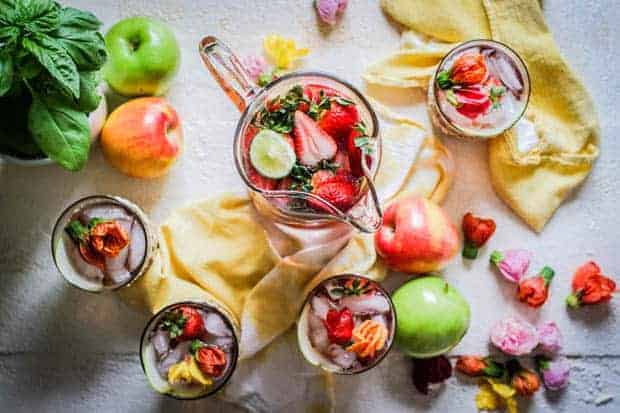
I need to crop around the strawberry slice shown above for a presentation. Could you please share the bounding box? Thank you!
[333,150,351,174]
[346,128,372,177]
[318,103,359,141]
[455,86,491,119]
[293,111,338,166]
[303,84,340,102]
[242,126,278,190]
[309,171,358,212]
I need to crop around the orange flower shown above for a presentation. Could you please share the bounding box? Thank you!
[456,356,486,376]
[511,369,540,397]
[78,242,106,270]
[517,266,554,308]
[195,346,227,377]
[346,320,388,359]
[567,261,616,307]
[462,212,496,259]
[451,52,487,85]
[89,221,129,257]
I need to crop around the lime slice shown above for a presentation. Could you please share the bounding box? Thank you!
[249,129,296,179]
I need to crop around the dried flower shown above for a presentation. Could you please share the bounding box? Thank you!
[451,52,487,85]
[537,321,562,355]
[475,378,517,413]
[490,249,532,283]
[89,221,129,257]
[241,54,268,82]
[507,359,540,397]
[517,266,555,308]
[315,0,348,26]
[456,356,505,378]
[195,346,227,377]
[566,261,616,308]
[346,319,388,358]
[461,212,496,259]
[411,355,452,395]
[490,317,538,356]
[536,356,570,390]
[263,34,309,69]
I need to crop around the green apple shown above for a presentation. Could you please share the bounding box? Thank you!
[103,17,180,96]
[392,276,470,358]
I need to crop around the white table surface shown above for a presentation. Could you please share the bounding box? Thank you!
[1,1,619,412]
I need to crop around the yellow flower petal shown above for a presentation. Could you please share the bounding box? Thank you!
[263,34,309,69]
[476,382,502,411]
[505,397,519,413]
[486,378,517,399]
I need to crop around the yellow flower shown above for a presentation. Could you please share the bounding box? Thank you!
[168,356,212,387]
[263,35,309,69]
[475,378,518,413]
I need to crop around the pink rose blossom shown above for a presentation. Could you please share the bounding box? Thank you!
[490,317,539,356]
[315,0,348,26]
[241,55,268,82]
[537,321,562,355]
[490,249,532,283]
[537,356,570,390]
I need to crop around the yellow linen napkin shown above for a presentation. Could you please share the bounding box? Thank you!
[367,0,599,231]
[120,120,452,360]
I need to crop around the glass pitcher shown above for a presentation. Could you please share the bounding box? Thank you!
[198,36,382,233]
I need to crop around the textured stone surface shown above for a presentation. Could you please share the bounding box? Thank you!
[0,0,618,412]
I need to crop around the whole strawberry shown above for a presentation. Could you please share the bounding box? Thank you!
[319,102,359,140]
[309,170,357,212]
[179,306,205,340]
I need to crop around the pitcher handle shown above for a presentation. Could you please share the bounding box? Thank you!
[199,36,258,112]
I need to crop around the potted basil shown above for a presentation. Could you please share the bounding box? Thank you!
[0,0,108,170]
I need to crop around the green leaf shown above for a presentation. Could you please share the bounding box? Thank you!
[22,32,80,98]
[65,219,89,242]
[0,26,20,50]
[54,28,106,71]
[446,89,460,107]
[0,52,13,97]
[75,71,101,112]
[15,48,43,79]
[58,7,102,31]
[0,0,17,24]
[15,0,59,32]
[27,94,90,170]
[436,70,452,89]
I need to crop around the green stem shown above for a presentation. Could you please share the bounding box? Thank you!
[490,250,503,265]
[462,240,479,259]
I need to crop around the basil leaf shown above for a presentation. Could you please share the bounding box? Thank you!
[22,32,80,99]
[0,92,43,157]
[0,53,13,97]
[75,71,101,112]
[28,94,90,170]
[15,0,59,32]
[54,28,106,70]
[0,26,20,51]
[58,7,102,31]
[0,0,17,25]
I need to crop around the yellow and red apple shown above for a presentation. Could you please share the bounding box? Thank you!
[375,196,459,273]
[101,97,182,178]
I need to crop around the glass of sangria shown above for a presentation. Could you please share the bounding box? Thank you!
[51,195,157,293]
[297,274,396,374]
[140,301,239,399]
[428,39,530,140]
[199,36,382,233]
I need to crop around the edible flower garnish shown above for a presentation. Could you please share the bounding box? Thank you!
[490,249,532,283]
[263,35,309,69]
[517,266,555,308]
[462,212,496,259]
[330,277,375,296]
[195,346,227,377]
[536,356,570,391]
[346,320,388,359]
[411,355,452,395]
[456,356,505,378]
[490,317,538,356]
[324,308,354,344]
[566,261,616,308]
[161,310,187,339]
[168,356,212,387]
[536,321,562,355]
[241,54,269,83]
[315,0,348,26]
[506,359,540,397]
[475,378,517,413]
[66,218,129,270]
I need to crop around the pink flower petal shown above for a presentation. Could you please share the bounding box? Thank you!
[490,317,538,356]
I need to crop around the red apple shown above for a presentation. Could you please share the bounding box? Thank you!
[101,97,182,178]
[375,196,459,273]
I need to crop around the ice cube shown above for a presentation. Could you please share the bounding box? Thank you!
[157,340,191,377]
[310,295,331,319]
[327,344,356,369]
[201,311,232,337]
[340,294,390,315]
[307,311,330,353]
[151,328,171,359]
[64,235,104,282]
[80,204,132,223]
[488,53,523,94]
[127,220,147,272]
[106,268,132,286]
[210,336,235,351]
